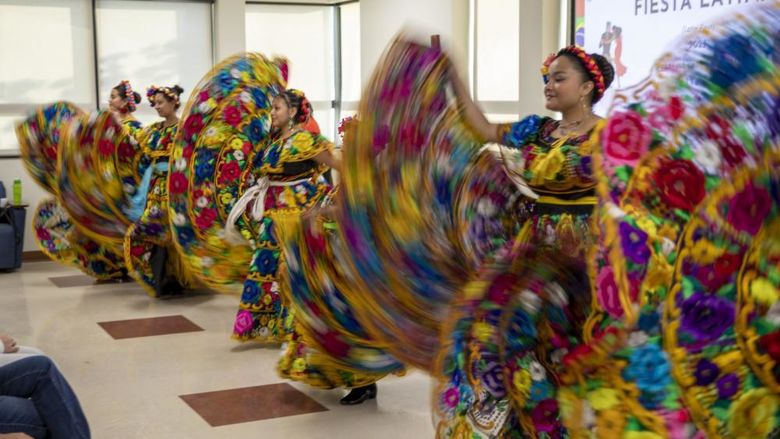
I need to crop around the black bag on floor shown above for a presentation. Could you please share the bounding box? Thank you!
[0,206,24,271]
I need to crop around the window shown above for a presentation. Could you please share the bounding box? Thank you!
[336,2,360,144]
[0,115,26,155]
[96,0,214,125]
[0,0,95,154]
[471,0,521,123]
[0,0,214,154]
[246,3,336,140]
[339,2,361,108]
[475,0,519,102]
[246,4,334,101]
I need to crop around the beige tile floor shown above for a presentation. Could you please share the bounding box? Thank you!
[0,261,436,439]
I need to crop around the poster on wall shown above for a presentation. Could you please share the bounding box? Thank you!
[574,0,771,114]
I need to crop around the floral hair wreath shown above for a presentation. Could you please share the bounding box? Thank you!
[541,45,606,102]
[146,85,180,106]
[280,89,311,124]
[119,80,137,113]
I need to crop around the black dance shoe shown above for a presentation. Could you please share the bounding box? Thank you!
[159,279,185,297]
[339,384,377,405]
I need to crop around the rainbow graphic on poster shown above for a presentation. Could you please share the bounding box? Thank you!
[574,0,585,47]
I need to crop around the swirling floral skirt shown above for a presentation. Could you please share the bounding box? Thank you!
[34,198,126,280]
[124,180,197,297]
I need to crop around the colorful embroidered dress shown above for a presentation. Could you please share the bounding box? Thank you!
[434,116,600,438]
[230,126,388,388]
[275,211,399,388]
[437,4,780,438]
[167,53,288,295]
[120,116,142,134]
[272,124,404,389]
[497,115,596,256]
[554,6,780,436]
[33,199,126,280]
[231,128,332,342]
[17,102,127,279]
[123,121,196,296]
